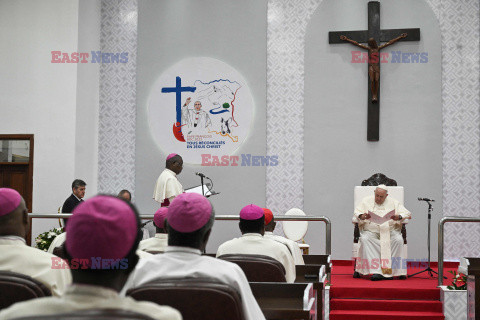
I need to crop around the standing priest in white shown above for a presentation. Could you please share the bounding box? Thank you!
[353,185,411,280]
[153,153,184,207]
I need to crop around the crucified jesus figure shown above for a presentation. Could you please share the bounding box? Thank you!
[340,33,408,103]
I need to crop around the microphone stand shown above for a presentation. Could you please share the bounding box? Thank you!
[409,200,445,279]
[201,175,205,196]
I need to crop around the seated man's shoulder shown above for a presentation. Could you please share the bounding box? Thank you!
[197,257,248,283]
[218,237,241,248]
[19,244,59,260]
[0,296,62,319]
[387,196,401,205]
[63,194,76,204]
[0,296,181,320]
[272,234,290,244]
[266,238,293,257]
[263,236,286,247]
[125,297,182,320]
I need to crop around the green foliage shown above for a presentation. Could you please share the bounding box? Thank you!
[35,227,64,252]
[447,270,467,290]
[222,102,230,109]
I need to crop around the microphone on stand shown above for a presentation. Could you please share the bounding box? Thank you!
[195,172,207,178]
[140,221,151,228]
[418,198,435,202]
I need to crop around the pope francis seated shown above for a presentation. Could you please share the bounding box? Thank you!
[353,185,412,281]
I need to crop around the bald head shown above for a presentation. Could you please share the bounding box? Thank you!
[166,155,183,175]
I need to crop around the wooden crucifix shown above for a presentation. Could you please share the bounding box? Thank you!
[329,1,420,141]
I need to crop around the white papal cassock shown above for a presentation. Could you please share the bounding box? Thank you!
[353,196,411,277]
[123,246,265,320]
[153,169,184,204]
[216,233,296,283]
[0,236,71,296]
[138,234,168,253]
[0,284,181,320]
[264,231,305,265]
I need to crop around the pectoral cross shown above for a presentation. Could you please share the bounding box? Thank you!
[329,1,420,141]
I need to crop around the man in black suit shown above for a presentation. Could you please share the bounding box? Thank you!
[62,179,86,226]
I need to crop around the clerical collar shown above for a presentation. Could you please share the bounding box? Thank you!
[242,233,263,238]
[165,246,201,255]
[165,168,177,177]
[0,235,26,245]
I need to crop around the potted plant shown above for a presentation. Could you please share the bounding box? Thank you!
[440,270,468,320]
[35,227,64,252]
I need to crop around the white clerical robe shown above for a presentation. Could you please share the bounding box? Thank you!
[122,246,265,320]
[182,105,212,130]
[139,234,168,253]
[264,231,305,265]
[153,168,184,204]
[353,196,411,277]
[216,233,296,283]
[0,284,181,320]
[0,236,72,296]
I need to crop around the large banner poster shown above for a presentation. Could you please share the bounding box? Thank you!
[148,57,254,165]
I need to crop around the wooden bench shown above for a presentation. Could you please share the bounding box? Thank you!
[459,257,480,318]
[250,282,316,320]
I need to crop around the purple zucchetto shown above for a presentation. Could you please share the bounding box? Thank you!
[167,193,212,233]
[66,196,138,263]
[0,188,22,217]
[240,204,264,220]
[166,153,178,161]
[154,207,168,229]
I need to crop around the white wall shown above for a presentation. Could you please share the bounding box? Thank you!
[135,0,268,253]
[304,0,442,259]
[0,0,100,244]
[75,0,101,195]
[0,0,79,210]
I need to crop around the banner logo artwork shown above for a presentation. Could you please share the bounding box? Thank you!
[148,57,254,164]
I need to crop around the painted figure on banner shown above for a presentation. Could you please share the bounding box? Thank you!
[182,98,212,134]
[169,78,242,142]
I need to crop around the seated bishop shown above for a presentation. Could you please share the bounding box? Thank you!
[138,207,168,253]
[216,204,296,283]
[0,188,71,297]
[0,195,181,320]
[263,208,305,265]
[353,185,411,280]
[123,193,265,320]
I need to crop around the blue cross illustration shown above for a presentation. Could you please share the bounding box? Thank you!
[162,76,196,124]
